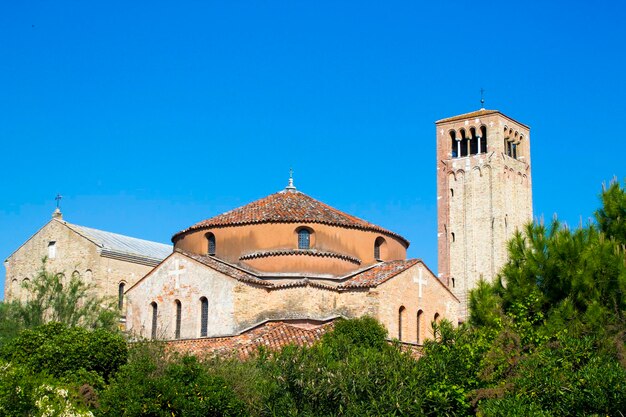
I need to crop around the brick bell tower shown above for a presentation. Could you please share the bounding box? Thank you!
[436,107,533,320]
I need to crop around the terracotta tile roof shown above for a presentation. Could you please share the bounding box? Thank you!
[182,250,274,287]
[166,320,335,359]
[436,109,499,124]
[338,259,419,288]
[240,249,361,265]
[172,190,409,246]
[436,109,529,128]
[180,249,421,291]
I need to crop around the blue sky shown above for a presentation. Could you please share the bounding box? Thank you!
[1,1,624,297]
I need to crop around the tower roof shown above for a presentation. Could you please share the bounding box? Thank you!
[172,190,409,246]
[436,109,529,128]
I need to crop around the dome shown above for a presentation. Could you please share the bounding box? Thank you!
[172,189,409,276]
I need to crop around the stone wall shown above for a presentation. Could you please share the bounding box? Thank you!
[126,252,458,345]
[4,218,157,310]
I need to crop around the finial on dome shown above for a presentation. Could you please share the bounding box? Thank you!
[480,87,485,110]
[52,193,63,219]
[285,168,296,191]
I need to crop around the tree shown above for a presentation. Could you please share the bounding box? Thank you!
[0,260,118,343]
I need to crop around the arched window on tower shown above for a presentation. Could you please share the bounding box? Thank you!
[416,309,423,344]
[150,302,158,340]
[470,127,478,155]
[434,312,440,323]
[175,300,182,339]
[398,306,406,341]
[480,126,487,153]
[374,237,385,261]
[118,282,125,310]
[200,297,209,337]
[298,228,311,249]
[450,131,457,158]
[206,233,216,256]
[460,129,468,157]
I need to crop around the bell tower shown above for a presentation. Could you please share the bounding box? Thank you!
[436,108,532,319]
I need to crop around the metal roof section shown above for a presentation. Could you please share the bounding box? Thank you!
[65,223,172,266]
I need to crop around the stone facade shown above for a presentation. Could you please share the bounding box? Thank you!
[436,109,533,319]
[3,213,171,311]
[126,250,456,345]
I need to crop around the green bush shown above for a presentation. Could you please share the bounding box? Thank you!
[98,343,245,416]
[0,322,127,382]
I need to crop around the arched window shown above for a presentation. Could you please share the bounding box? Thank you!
[200,297,208,337]
[151,302,158,339]
[21,278,31,301]
[298,228,311,249]
[470,127,478,155]
[434,312,440,323]
[416,309,423,344]
[206,233,216,256]
[450,188,454,197]
[460,129,468,157]
[480,126,487,153]
[398,306,406,341]
[11,279,18,298]
[374,237,385,260]
[118,282,125,310]
[451,232,455,242]
[175,300,182,339]
[450,131,457,158]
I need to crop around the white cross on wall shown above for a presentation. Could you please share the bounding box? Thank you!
[413,266,427,298]
[446,300,454,316]
[168,259,185,289]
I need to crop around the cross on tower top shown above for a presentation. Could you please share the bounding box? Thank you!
[480,88,485,109]
[55,194,63,209]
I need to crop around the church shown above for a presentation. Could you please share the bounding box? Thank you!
[3,107,532,351]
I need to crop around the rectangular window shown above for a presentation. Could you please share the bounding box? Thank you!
[48,241,56,259]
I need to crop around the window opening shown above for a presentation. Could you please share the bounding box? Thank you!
[374,237,385,260]
[450,131,457,158]
[200,297,208,337]
[298,229,310,249]
[416,310,423,344]
[151,302,158,339]
[175,300,182,339]
[470,128,478,155]
[398,306,406,341]
[480,126,487,153]
[460,130,468,157]
[207,233,216,255]
[118,282,125,310]
[48,241,56,259]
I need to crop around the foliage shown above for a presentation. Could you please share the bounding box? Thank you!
[0,322,128,383]
[98,342,246,416]
[0,360,94,417]
[18,260,119,330]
